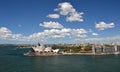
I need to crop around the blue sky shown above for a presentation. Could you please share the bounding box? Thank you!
[0,0,120,44]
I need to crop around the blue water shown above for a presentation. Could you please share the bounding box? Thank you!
[0,46,120,72]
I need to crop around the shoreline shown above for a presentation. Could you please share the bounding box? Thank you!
[24,52,119,56]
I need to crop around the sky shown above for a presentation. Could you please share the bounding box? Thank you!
[0,0,120,44]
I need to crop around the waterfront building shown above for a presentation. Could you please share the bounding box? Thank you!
[92,44,120,54]
[32,43,60,53]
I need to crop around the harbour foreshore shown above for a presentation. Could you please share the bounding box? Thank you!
[24,52,117,56]
[23,43,120,56]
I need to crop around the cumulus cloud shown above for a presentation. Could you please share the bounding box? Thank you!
[71,28,87,37]
[54,2,84,22]
[26,32,45,41]
[92,33,98,36]
[54,2,75,15]
[47,28,87,38]
[16,28,87,42]
[0,27,11,34]
[1,27,120,44]
[47,14,60,19]
[96,21,115,30]
[0,27,45,42]
[43,29,70,38]
[0,27,88,42]
[28,28,87,39]
[39,21,64,29]
[66,12,84,22]
[0,27,22,40]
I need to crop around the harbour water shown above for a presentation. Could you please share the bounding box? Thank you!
[0,46,120,72]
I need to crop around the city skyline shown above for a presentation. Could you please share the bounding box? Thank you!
[0,0,120,44]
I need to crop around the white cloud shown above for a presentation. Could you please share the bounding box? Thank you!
[72,28,87,37]
[20,28,88,41]
[54,2,84,22]
[0,27,45,42]
[55,2,75,15]
[66,12,84,22]
[96,21,115,30]
[0,27,22,40]
[92,33,98,36]
[39,21,64,29]
[45,28,87,38]
[26,32,45,41]
[0,27,86,41]
[1,27,120,44]
[22,29,69,40]
[43,28,71,38]
[0,27,11,34]
[47,14,60,19]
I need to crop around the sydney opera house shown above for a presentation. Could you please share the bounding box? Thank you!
[24,43,61,56]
